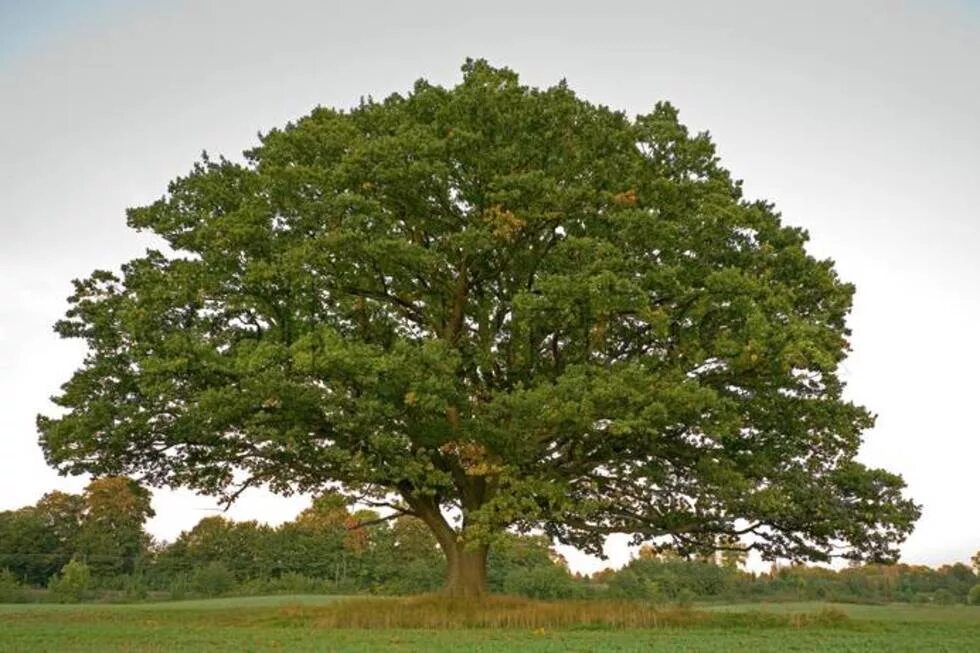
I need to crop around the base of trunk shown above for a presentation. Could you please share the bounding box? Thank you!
[444,544,488,598]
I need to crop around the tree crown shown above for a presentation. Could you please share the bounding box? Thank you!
[39,60,919,564]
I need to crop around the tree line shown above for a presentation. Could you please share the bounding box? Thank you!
[1,478,976,604]
[0,479,567,600]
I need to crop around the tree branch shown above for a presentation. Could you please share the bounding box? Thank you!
[348,509,415,530]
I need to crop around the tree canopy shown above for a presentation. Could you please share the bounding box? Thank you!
[0,477,152,584]
[39,60,919,596]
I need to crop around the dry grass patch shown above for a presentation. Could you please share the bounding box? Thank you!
[270,595,854,630]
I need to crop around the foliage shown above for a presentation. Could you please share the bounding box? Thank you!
[932,588,956,605]
[606,569,660,600]
[35,491,86,560]
[0,477,152,588]
[624,556,733,599]
[237,572,335,595]
[166,573,191,601]
[48,559,92,603]
[191,561,236,597]
[38,60,920,595]
[968,584,980,606]
[501,565,579,599]
[0,507,64,585]
[0,569,28,603]
[155,516,275,582]
[0,488,974,606]
[121,572,149,600]
[675,587,697,607]
[75,477,154,576]
[487,533,558,593]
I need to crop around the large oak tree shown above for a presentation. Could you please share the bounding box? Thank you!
[39,60,919,597]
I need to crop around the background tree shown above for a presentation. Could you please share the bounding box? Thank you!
[47,559,93,603]
[34,491,86,558]
[39,60,920,598]
[75,477,154,575]
[969,583,980,606]
[0,478,151,587]
[271,494,353,582]
[156,516,272,582]
[487,533,560,593]
[368,515,445,594]
[0,507,62,585]
[0,568,27,603]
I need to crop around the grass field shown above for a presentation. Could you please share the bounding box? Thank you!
[1,595,977,652]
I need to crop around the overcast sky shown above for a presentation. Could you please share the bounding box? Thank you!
[1,0,977,574]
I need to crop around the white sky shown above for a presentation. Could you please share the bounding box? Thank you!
[1,0,977,574]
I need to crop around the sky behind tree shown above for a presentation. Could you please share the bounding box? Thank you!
[1,0,977,573]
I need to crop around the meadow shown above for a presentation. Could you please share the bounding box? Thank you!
[1,596,978,652]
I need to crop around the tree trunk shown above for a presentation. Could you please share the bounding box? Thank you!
[404,492,489,599]
[444,541,489,598]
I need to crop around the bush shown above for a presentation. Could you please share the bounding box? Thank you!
[932,588,956,605]
[192,562,236,597]
[274,572,317,593]
[122,573,149,600]
[378,558,444,595]
[0,569,28,603]
[168,573,191,601]
[675,587,696,608]
[502,565,579,600]
[607,570,655,600]
[48,560,93,603]
[236,573,337,596]
[614,558,734,601]
[967,584,980,606]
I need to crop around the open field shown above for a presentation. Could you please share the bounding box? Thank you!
[0,596,978,652]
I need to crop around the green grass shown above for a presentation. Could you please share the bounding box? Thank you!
[0,594,343,613]
[705,600,980,623]
[0,596,977,652]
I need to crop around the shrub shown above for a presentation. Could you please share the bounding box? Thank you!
[607,570,654,600]
[122,573,148,600]
[0,569,27,603]
[48,560,93,603]
[675,587,697,608]
[502,566,579,600]
[968,584,980,606]
[932,588,956,605]
[192,562,236,597]
[168,573,191,601]
[238,573,334,595]
[275,572,316,593]
[378,558,444,595]
[236,577,272,595]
